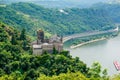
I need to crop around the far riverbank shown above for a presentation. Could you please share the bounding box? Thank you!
[70,38,107,49]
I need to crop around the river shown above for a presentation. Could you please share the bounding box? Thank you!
[64,34,120,75]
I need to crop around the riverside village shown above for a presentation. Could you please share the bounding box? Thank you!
[32,30,63,55]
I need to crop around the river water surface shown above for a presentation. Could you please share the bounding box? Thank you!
[65,35,120,75]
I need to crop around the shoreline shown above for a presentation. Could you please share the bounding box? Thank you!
[70,38,107,49]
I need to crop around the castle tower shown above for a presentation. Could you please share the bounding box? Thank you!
[37,30,44,44]
[60,35,63,43]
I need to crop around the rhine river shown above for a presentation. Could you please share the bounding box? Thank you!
[65,34,120,75]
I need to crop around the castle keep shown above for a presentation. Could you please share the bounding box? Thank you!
[32,30,63,55]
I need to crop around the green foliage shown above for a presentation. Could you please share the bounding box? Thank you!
[11,34,17,45]
[0,22,90,79]
[0,2,120,80]
[88,62,101,78]
[24,69,39,80]
[20,28,26,40]
[93,3,120,23]
[102,69,108,78]
[0,48,90,79]
[0,2,115,38]
[111,74,120,80]
[0,27,9,42]
[0,22,118,80]
[0,68,5,76]
[0,23,90,79]
[38,72,89,80]
[53,46,58,54]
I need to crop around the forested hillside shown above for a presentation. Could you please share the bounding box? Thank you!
[0,21,110,80]
[0,2,120,79]
[0,22,87,79]
[93,3,120,23]
[0,2,115,38]
[0,15,119,80]
[0,0,108,8]
[0,21,31,53]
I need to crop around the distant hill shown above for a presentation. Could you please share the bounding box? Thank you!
[0,0,109,8]
[0,2,115,38]
[108,0,120,4]
[92,3,120,23]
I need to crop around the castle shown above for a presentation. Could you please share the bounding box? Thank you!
[32,30,63,55]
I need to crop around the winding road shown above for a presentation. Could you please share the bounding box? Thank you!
[63,27,119,43]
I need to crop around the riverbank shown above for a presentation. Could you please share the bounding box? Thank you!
[70,38,107,49]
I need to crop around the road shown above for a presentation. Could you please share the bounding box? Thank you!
[63,27,118,43]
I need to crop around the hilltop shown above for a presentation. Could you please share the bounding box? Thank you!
[0,0,109,8]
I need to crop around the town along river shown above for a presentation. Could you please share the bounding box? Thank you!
[64,34,120,75]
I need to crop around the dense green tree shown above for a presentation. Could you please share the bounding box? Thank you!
[0,68,5,77]
[10,71,23,80]
[0,21,118,80]
[0,27,9,42]
[11,34,17,45]
[37,72,89,80]
[22,40,27,50]
[102,69,109,80]
[53,46,58,54]
[24,69,39,80]
[88,62,101,78]
[111,74,120,80]
[20,28,26,40]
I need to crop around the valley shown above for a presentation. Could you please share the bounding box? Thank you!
[0,1,120,80]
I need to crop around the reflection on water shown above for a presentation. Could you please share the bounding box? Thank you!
[64,35,120,75]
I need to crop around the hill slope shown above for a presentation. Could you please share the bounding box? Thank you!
[0,21,31,52]
[0,0,109,8]
[0,22,90,80]
[0,2,115,38]
[93,3,120,23]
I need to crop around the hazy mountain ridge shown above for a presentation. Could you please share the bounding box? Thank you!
[2,0,120,8]
[0,0,110,8]
[92,3,120,23]
[109,0,120,4]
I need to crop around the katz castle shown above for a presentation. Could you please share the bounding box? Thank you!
[32,30,63,55]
